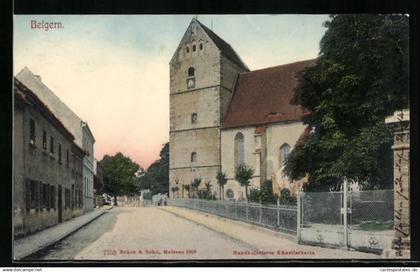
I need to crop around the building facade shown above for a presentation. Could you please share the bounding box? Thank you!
[169,19,313,200]
[13,79,84,238]
[16,68,95,212]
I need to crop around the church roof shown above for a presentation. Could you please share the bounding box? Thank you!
[222,59,315,129]
[195,19,249,71]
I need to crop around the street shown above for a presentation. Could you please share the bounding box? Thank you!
[31,206,254,260]
[27,206,379,260]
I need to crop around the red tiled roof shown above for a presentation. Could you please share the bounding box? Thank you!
[222,59,315,129]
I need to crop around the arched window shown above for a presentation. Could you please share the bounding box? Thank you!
[193,44,196,51]
[279,143,291,168]
[191,152,197,162]
[186,46,190,53]
[234,132,244,168]
[188,67,195,77]
[199,43,203,50]
[191,113,198,124]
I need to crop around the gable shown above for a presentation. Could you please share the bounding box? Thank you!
[170,18,248,71]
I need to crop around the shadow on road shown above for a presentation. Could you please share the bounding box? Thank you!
[26,208,134,260]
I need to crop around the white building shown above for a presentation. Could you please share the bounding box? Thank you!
[16,68,96,212]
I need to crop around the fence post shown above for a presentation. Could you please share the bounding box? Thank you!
[297,191,302,243]
[246,202,249,221]
[277,197,280,228]
[259,205,262,224]
[343,178,349,250]
[235,202,238,218]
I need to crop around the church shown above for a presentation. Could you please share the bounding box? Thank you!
[169,18,313,200]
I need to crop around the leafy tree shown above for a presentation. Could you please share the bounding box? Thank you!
[138,143,169,195]
[204,181,212,194]
[191,178,202,197]
[184,184,191,198]
[216,171,228,200]
[235,164,254,199]
[279,189,297,206]
[171,186,179,198]
[284,14,408,191]
[248,180,276,205]
[100,152,140,205]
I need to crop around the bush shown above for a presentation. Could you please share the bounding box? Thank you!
[279,189,297,206]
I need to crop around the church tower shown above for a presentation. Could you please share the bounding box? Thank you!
[169,18,248,198]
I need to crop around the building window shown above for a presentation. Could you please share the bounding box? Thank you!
[191,152,197,162]
[29,118,35,145]
[42,130,47,150]
[42,183,49,210]
[65,188,70,209]
[50,136,54,154]
[58,143,62,164]
[188,67,195,77]
[186,46,190,53]
[199,43,203,50]
[279,143,291,168]
[191,113,198,124]
[71,184,75,210]
[50,185,55,210]
[193,44,196,51]
[66,149,69,167]
[234,132,244,168]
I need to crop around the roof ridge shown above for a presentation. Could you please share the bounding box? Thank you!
[195,19,249,71]
[241,59,317,75]
[16,67,85,123]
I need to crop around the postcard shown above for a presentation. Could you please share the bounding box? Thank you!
[12,14,410,261]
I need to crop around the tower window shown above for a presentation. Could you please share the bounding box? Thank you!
[191,152,197,162]
[199,43,203,50]
[193,45,196,52]
[191,113,198,124]
[186,46,190,53]
[188,67,195,77]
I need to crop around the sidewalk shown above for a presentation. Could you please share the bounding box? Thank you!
[14,206,113,260]
[160,206,380,259]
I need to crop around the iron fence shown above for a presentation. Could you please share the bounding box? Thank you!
[167,198,297,234]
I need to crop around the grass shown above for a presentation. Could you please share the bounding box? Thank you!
[354,221,393,231]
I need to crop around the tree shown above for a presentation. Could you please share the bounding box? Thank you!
[191,178,201,198]
[235,164,254,200]
[216,171,228,200]
[171,186,179,198]
[204,181,212,199]
[184,184,191,198]
[100,152,140,205]
[138,143,169,195]
[284,14,408,191]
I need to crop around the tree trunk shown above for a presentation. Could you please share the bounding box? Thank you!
[113,195,118,206]
[245,185,248,200]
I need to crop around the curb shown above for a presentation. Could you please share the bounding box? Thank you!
[14,209,110,260]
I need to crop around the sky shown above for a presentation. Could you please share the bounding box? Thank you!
[13,14,329,169]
